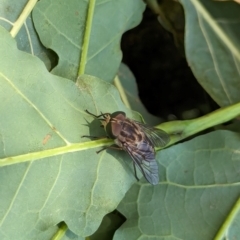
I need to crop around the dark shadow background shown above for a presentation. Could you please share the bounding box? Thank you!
[121,7,218,121]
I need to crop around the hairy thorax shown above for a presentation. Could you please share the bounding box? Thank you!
[115,118,145,146]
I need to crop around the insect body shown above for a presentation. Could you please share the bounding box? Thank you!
[85,110,170,185]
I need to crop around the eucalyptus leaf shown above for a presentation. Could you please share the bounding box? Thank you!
[115,130,240,240]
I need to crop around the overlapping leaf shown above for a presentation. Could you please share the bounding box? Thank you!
[0,0,56,70]
[0,27,140,239]
[180,0,240,106]
[32,0,146,82]
[115,130,240,240]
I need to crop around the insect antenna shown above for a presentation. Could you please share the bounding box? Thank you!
[85,110,109,119]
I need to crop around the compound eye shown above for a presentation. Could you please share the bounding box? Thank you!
[106,121,122,139]
[105,111,126,139]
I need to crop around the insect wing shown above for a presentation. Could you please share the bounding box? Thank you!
[134,121,170,147]
[123,140,159,185]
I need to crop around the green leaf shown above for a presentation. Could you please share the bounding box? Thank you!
[3,1,240,239]
[214,197,240,240]
[0,26,139,239]
[51,223,84,240]
[115,130,240,240]
[32,0,146,81]
[180,0,240,106]
[0,0,56,70]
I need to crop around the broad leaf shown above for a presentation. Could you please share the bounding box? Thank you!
[32,0,146,81]
[0,26,140,239]
[115,130,240,240]
[180,0,240,106]
[0,0,56,70]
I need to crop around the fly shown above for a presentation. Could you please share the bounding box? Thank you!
[83,110,170,185]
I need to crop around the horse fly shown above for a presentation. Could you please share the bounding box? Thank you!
[83,110,170,185]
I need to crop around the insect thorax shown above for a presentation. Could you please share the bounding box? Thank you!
[117,119,144,143]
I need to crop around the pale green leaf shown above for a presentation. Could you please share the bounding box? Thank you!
[180,0,240,106]
[115,130,240,240]
[32,0,146,81]
[0,0,56,70]
[0,26,139,239]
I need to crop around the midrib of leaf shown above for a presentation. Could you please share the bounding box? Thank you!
[1,101,240,168]
[0,72,70,145]
[214,197,240,240]
[0,138,113,167]
[10,0,38,38]
[51,222,68,240]
[114,76,131,108]
[190,0,240,62]
[78,0,96,77]
[156,182,240,189]
[158,101,240,147]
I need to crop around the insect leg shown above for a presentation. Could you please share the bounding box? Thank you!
[81,135,108,139]
[96,145,122,154]
[96,146,108,154]
[133,163,139,181]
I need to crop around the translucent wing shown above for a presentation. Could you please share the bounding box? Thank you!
[122,140,159,185]
[134,121,170,148]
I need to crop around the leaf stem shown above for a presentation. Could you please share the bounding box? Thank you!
[214,197,240,240]
[158,102,240,146]
[78,0,96,77]
[189,0,240,62]
[0,139,113,167]
[51,222,68,240]
[10,0,38,38]
[1,103,240,167]
[114,76,131,108]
